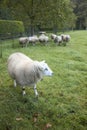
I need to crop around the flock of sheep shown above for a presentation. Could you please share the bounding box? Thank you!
[19,32,71,47]
[7,32,71,96]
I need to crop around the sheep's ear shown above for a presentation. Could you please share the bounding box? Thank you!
[38,61,46,70]
[38,63,44,71]
[39,60,46,70]
[40,60,45,63]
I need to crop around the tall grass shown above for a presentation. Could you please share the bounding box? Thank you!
[0,31,87,130]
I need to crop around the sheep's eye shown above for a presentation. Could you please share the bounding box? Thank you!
[45,68,48,70]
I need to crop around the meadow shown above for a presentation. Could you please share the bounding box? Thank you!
[0,30,87,130]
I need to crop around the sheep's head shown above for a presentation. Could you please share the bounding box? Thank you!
[39,60,53,76]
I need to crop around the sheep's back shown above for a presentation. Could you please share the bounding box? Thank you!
[7,52,42,86]
[13,61,35,86]
[7,52,33,79]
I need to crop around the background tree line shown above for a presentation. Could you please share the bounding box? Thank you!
[0,0,87,35]
[71,0,87,30]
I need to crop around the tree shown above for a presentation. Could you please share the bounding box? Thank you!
[71,0,87,29]
[0,0,76,34]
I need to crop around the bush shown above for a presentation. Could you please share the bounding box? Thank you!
[0,20,25,39]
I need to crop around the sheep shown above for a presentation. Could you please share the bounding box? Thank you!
[19,37,29,47]
[54,36,62,45]
[61,34,71,42]
[51,34,57,40]
[61,34,71,46]
[65,35,71,42]
[28,35,39,45]
[39,34,49,45]
[7,52,53,97]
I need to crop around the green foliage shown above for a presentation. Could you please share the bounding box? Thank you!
[0,20,25,37]
[0,31,87,130]
[0,0,76,34]
[71,0,87,29]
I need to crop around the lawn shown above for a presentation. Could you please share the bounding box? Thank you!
[0,30,87,130]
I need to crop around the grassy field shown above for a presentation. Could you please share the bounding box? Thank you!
[0,31,87,130]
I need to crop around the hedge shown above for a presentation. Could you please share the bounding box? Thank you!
[0,20,25,38]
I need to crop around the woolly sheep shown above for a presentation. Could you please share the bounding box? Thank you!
[28,35,39,45]
[51,34,57,40]
[61,34,71,42]
[54,36,62,45]
[39,34,49,45]
[19,37,29,47]
[7,52,53,97]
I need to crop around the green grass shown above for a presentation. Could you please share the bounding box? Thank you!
[0,30,87,130]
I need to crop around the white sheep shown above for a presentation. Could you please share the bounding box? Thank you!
[7,52,53,97]
[28,35,39,45]
[39,34,49,45]
[51,34,57,40]
[61,34,71,42]
[54,36,62,45]
[19,37,29,47]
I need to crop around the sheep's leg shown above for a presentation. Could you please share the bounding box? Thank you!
[22,87,26,96]
[14,80,17,87]
[26,43,27,47]
[34,84,38,97]
[45,42,47,46]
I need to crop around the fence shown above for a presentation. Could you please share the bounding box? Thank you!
[0,33,26,58]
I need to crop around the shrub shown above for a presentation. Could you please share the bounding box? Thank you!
[0,20,25,39]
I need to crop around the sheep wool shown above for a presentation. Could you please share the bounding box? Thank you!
[7,52,53,96]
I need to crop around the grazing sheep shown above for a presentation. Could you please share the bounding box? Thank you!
[19,37,29,47]
[39,34,49,45]
[54,36,62,45]
[51,34,57,40]
[65,35,71,42]
[61,34,71,42]
[61,34,71,46]
[28,35,39,45]
[7,52,53,96]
